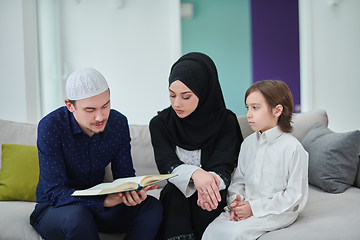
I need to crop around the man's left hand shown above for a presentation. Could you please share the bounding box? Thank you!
[120,184,157,206]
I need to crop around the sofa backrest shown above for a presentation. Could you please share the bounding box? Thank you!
[3,110,359,189]
[112,109,330,181]
[0,119,37,170]
[0,109,330,174]
[237,109,329,142]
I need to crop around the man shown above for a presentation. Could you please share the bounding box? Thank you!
[30,68,162,240]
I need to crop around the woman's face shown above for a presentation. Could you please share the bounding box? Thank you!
[169,80,199,118]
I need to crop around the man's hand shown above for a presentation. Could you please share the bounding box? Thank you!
[192,169,221,210]
[230,194,253,221]
[104,184,157,207]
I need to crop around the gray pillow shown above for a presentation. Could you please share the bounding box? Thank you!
[301,122,360,193]
[355,155,360,188]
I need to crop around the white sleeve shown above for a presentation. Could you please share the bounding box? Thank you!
[208,171,226,191]
[169,164,200,198]
[226,161,246,206]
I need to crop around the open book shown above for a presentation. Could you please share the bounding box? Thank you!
[72,174,176,196]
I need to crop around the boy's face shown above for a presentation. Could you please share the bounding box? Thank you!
[66,89,111,137]
[245,90,278,133]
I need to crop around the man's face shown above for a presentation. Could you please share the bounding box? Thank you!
[66,89,111,137]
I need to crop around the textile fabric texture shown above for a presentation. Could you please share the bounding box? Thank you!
[302,123,360,193]
[0,144,39,201]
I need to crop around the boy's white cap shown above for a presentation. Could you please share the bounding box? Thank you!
[66,68,109,100]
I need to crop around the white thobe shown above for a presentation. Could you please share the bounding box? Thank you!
[202,126,309,240]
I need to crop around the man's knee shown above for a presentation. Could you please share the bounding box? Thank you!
[137,196,163,226]
[37,205,99,240]
[64,205,94,226]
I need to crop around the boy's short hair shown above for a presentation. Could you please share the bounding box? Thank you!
[245,80,294,133]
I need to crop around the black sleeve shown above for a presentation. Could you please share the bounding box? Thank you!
[202,114,242,187]
[149,116,184,174]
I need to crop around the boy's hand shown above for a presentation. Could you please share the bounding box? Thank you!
[230,195,253,221]
[229,194,242,221]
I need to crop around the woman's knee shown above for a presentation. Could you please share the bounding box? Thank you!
[159,183,185,204]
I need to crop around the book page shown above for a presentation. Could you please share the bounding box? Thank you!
[99,182,139,195]
[140,174,176,186]
[72,174,176,196]
[93,176,144,190]
[72,176,144,196]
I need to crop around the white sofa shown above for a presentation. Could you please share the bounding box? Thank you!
[0,109,359,240]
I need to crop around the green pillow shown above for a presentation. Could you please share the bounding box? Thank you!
[0,144,39,201]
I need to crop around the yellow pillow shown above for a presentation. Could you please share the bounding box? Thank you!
[0,144,39,201]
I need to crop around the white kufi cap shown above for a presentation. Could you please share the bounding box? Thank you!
[66,68,109,100]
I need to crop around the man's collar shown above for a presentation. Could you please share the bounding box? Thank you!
[69,112,112,137]
[70,113,83,134]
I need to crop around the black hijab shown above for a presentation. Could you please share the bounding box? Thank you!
[156,52,241,151]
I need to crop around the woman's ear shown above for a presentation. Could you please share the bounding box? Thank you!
[273,104,283,118]
[65,99,75,113]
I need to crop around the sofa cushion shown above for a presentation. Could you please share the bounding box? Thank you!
[104,125,163,187]
[291,109,328,142]
[302,123,360,193]
[0,201,41,240]
[129,125,159,176]
[355,155,360,188]
[259,186,360,240]
[237,115,253,139]
[0,144,39,201]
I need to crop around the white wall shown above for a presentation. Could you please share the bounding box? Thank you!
[300,0,360,132]
[2,0,359,131]
[0,0,28,123]
[38,0,181,125]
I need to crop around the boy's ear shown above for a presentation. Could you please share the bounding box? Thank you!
[65,99,75,113]
[273,104,283,118]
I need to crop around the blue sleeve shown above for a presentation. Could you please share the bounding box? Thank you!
[36,118,106,212]
[109,113,136,179]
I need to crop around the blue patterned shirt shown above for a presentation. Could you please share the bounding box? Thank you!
[35,106,135,212]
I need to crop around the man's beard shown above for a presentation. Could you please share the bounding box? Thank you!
[87,120,107,134]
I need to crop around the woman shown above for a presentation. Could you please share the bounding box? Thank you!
[149,52,243,240]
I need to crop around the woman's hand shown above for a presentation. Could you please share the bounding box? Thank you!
[192,169,221,210]
[197,191,213,211]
